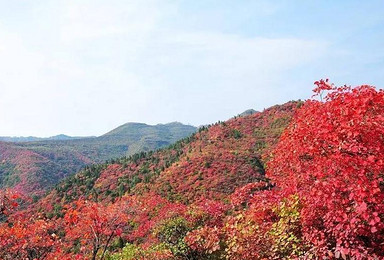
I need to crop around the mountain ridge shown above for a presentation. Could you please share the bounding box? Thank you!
[0,134,92,143]
[0,122,195,143]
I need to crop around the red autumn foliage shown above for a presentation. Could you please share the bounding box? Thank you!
[187,80,384,259]
[0,189,20,219]
[185,226,221,254]
[268,80,384,258]
[0,213,58,259]
[152,102,298,202]
[63,198,133,260]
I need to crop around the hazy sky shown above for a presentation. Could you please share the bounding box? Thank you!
[0,0,383,137]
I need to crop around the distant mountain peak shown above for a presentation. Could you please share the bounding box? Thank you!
[102,122,196,137]
[48,134,73,140]
[0,134,92,143]
[239,109,258,117]
[158,122,191,126]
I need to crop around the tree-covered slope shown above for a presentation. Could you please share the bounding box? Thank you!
[0,122,196,195]
[0,142,92,195]
[40,102,298,207]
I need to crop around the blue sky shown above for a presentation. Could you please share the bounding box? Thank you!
[0,0,383,136]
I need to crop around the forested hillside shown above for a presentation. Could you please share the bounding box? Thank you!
[0,81,383,259]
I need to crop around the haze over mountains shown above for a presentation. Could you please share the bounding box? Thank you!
[0,121,196,195]
[0,135,93,143]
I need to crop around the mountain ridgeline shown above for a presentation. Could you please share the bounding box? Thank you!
[0,134,91,143]
[0,122,196,195]
[42,102,299,206]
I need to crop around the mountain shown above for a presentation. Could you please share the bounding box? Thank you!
[0,122,196,195]
[239,108,258,117]
[0,134,90,143]
[47,134,89,141]
[99,122,197,156]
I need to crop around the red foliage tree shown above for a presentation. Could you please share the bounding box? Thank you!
[63,198,132,260]
[268,80,384,258]
[0,214,59,259]
[0,189,20,221]
[186,81,384,259]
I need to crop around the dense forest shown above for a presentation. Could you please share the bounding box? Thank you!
[0,81,383,259]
